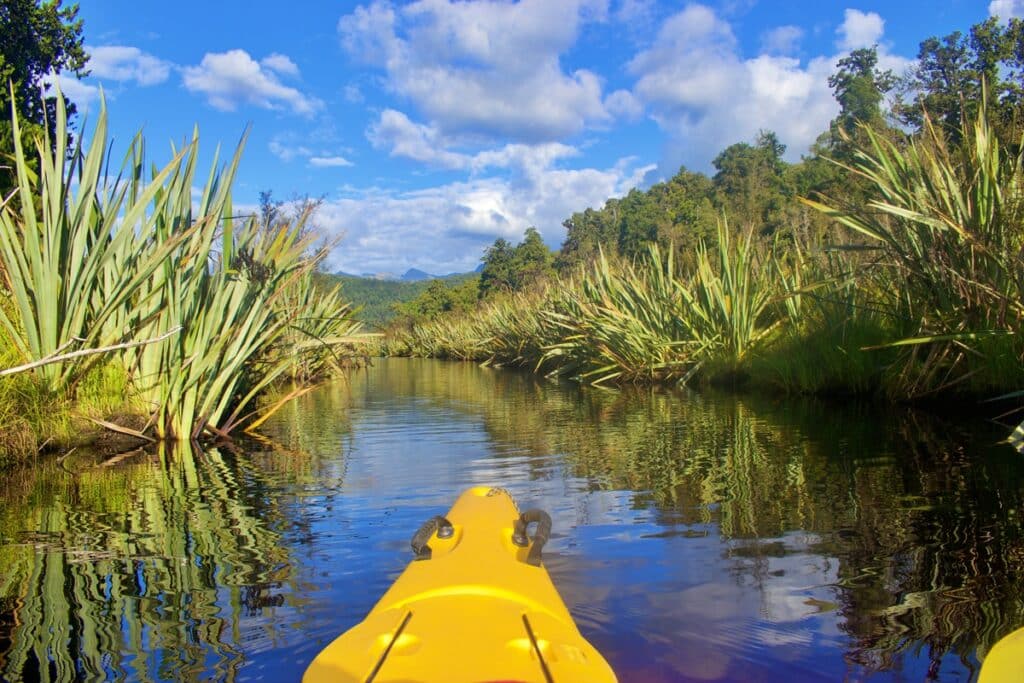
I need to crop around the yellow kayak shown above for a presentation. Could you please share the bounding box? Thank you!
[979,625,1024,682]
[303,486,617,683]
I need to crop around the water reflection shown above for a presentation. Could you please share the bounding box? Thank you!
[0,359,1021,682]
[0,443,306,682]
[334,360,1024,680]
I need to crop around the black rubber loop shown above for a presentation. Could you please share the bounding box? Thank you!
[512,509,552,566]
[410,515,453,560]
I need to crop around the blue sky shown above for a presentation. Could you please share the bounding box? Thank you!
[61,0,1008,275]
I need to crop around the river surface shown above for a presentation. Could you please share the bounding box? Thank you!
[1,358,1023,682]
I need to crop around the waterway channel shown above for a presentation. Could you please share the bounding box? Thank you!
[1,358,1022,681]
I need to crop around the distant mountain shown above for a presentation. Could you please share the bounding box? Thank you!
[334,268,438,281]
[402,268,433,281]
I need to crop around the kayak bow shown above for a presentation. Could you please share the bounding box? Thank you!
[303,486,617,683]
[979,625,1024,682]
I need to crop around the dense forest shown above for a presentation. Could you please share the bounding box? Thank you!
[391,16,1024,443]
[323,272,478,329]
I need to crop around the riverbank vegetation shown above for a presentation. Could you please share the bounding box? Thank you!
[0,92,364,465]
[389,17,1024,439]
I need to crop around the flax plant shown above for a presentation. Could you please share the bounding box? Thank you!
[403,221,786,387]
[0,92,190,393]
[679,219,782,373]
[397,287,559,367]
[0,88,367,451]
[132,202,325,440]
[543,247,700,384]
[803,96,1024,398]
[543,221,783,385]
[280,280,366,383]
[478,287,563,369]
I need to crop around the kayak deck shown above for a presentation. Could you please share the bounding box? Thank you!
[303,486,617,683]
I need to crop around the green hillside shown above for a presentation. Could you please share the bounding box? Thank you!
[317,272,477,329]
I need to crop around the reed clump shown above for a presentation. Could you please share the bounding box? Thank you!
[397,96,1024,432]
[804,97,1024,400]
[398,219,793,386]
[0,91,365,458]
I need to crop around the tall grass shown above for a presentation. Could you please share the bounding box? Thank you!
[679,219,781,375]
[0,94,190,394]
[0,90,363,449]
[803,100,1024,398]
[542,246,702,384]
[400,220,791,386]
[282,279,366,383]
[395,285,560,366]
[133,205,328,440]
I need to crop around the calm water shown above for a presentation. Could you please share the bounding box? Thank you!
[1,358,1023,682]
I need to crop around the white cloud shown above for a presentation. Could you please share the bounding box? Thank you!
[605,89,643,120]
[629,5,739,113]
[625,4,910,174]
[339,0,612,142]
[368,109,471,169]
[182,49,321,115]
[42,72,100,111]
[836,9,884,51]
[309,155,354,168]
[990,0,1024,19]
[470,142,580,175]
[761,25,803,55]
[317,158,649,275]
[269,136,353,169]
[338,1,400,65]
[368,109,586,176]
[260,53,300,77]
[269,137,312,162]
[344,84,365,103]
[614,0,656,24]
[87,45,172,86]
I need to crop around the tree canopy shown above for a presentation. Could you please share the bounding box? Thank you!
[826,46,896,153]
[0,0,88,195]
[478,228,555,299]
[896,17,1024,144]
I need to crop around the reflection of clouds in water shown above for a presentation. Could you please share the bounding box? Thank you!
[656,646,732,681]
[675,581,746,620]
[254,360,1024,682]
[760,549,841,625]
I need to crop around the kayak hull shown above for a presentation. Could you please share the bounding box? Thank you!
[979,625,1024,683]
[303,486,617,683]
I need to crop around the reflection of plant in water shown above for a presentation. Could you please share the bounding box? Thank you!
[830,414,1024,676]
[350,360,1024,676]
[0,443,302,682]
